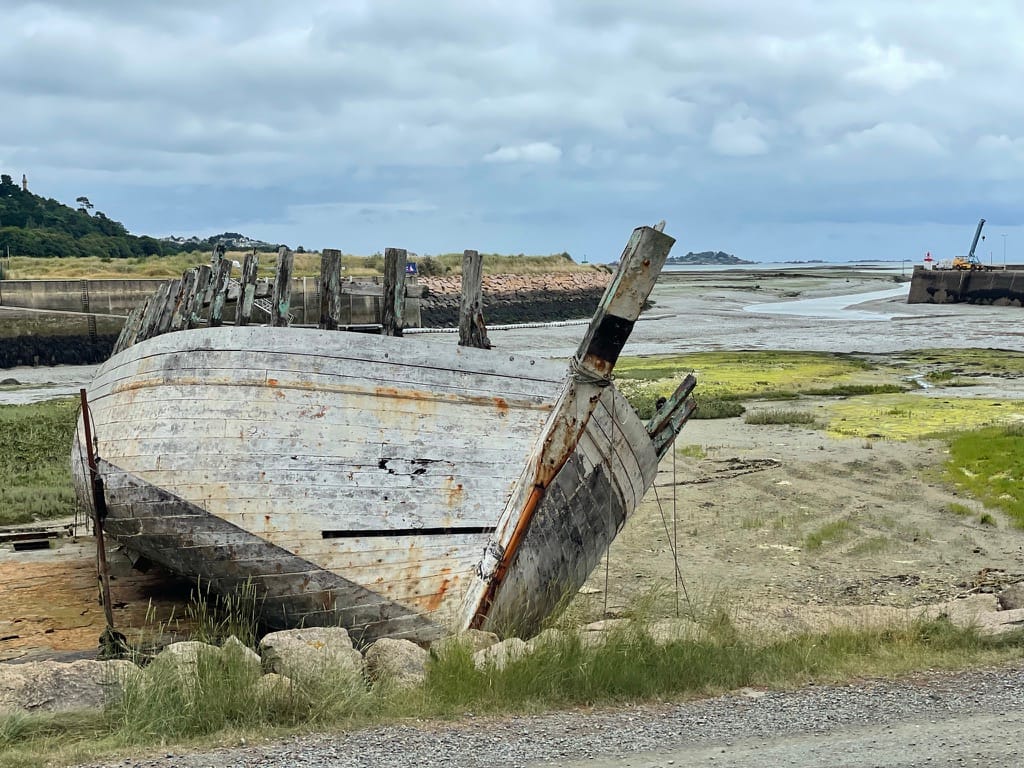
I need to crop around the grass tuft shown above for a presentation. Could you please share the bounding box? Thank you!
[744,409,817,426]
[804,519,856,551]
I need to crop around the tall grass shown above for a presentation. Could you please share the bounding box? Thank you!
[744,409,817,426]
[0,398,78,525]
[1,610,1020,768]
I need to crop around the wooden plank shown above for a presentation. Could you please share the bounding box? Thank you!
[111,303,145,355]
[204,244,225,308]
[382,248,407,337]
[185,265,212,329]
[647,373,698,459]
[319,248,343,330]
[209,245,232,327]
[271,246,293,327]
[138,282,170,342]
[236,250,259,327]
[458,249,490,348]
[169,271,197,332]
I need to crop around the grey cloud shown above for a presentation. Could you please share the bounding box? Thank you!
[2,0,1022,259]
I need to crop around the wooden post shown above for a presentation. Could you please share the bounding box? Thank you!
[79,388,123,656]
[209,249,233,327]
[459,249,490,348]
[154,279,181,336]
[271,246,293,327]
[169,272,196,332]
[137,282,169,342]
[111,304,144,355]
[185,265,212,329]
[236,250,259,326]
[319,248,343,330]
[382,247,407,337]
[205,244,226,308]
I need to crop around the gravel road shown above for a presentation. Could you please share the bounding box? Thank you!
[80,664,1023,768]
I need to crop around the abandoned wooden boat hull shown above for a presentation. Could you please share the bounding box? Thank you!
[72,225,695,643]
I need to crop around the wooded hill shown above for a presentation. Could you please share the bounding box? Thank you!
[0,174,280,259]
[666,250,753,265]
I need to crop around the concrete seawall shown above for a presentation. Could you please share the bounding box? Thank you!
[908,265,1024,306]
[0,271,612,368]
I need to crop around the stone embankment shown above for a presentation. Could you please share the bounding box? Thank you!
[418,270,610,327]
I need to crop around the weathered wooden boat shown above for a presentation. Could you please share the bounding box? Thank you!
[72,225,696,644]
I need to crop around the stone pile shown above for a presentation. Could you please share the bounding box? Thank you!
[418,271,611,327]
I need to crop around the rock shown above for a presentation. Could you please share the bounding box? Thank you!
[431,629,500,657]
[0,378,19,385]
[156,640,220,665]
[0,659,138,714]
[221,635,262,675]
[473,638,527,670]
[255,672,293,698]
[258,627,364,683]
[997,582,1024,611]
[972,607,1024,635]
[524,628,569,653]
[364,639,429,688]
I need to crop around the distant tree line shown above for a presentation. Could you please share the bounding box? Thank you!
[0,173,281,259]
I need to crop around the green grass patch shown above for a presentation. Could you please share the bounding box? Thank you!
[744,409,817,426]
[803,383,910,397]
[0,398,79,525]
[804,519,856,551]
[677,444,707,459]
[825,395,1024,440]
[945,503,974,517]
[944,424,1024,527]
[615,351,877,399]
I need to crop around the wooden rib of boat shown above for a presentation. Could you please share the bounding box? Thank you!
[72,225,696,644]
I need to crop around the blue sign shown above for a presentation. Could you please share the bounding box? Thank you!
[405,262,418,275]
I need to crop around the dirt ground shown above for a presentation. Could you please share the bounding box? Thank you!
[581,412,1024,634]
[561,268,1024,634]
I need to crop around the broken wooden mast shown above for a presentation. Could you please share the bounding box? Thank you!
[461,223,676,635]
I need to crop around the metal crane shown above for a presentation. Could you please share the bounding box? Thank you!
[952,219,987,270]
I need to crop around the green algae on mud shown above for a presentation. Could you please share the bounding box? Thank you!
[944,424,1024,528]
[825,395,1024,441]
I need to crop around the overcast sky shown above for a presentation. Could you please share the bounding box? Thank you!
[2,1,1022,262]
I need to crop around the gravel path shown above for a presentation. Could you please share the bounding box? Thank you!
[80,663,1024,768]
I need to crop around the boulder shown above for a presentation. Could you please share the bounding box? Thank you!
[997,582,1024,611]
[221,635,262,676]
[364,639,429,688]
[0,659,138,714]
[430,629,500,657]
[255,672,293,699]
[473,638,527,670]
[524,628,569,653]
[258,627,363,683]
